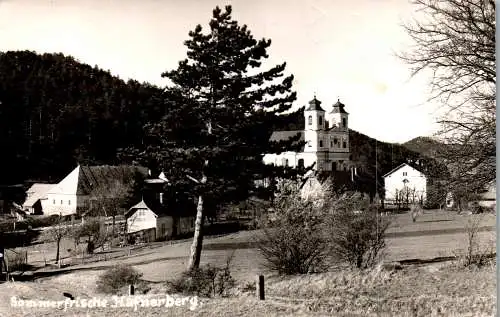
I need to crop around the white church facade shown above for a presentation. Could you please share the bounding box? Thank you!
[263,96,351,172]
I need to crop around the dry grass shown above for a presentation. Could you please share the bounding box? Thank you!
[0,263,495,316]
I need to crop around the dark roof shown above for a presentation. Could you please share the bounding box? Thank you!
[125,196,196,218]
[305,97,325,112]
[269,130,305,151]
[77,165,149,195]
[330,99,349,114]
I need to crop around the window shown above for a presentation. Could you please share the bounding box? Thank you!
[330,141,333,147]
[342,118,347,128]
[298,159,304,169]
[319,116,323,125]
[53,199,55,205]
[319,140,323,147]
[403,172,407,176]
[308,115,312,125]
[307,141,312,147]
[333,137,338,145]
[60,200,63,205]
[282,158,289,166]
[332,162,337,171]
[342,141,347,148]
[68,200,71,205]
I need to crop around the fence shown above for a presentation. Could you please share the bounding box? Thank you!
[3,248,28,272]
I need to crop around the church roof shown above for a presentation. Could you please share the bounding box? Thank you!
[330,99,349,114]
[269,130,305,151]
[305,97,325,112]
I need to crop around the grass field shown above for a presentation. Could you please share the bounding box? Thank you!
[0,209,496,316]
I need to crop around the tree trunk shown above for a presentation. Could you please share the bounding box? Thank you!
[188,193,206,271]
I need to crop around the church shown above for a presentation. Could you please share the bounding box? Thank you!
[263,96,351,172]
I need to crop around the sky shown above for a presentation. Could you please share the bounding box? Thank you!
[0,0,442,143]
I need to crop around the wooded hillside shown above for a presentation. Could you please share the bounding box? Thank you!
[0,50,164,184]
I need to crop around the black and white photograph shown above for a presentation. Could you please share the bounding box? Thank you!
[0,0,496,316]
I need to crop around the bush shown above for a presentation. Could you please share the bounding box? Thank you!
[325,203,390,269]
[257,196,328,275]
[5,249,29,272]
[73,218,109,253]
[455,214,495,268]
[167,254,235,298]
[96,264,143,294]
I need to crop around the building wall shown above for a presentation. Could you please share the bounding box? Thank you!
[127,208,158,234]
[384,165,427,204]
[177,216,195,235]
[44,193,79,216]
[155,216,174,239]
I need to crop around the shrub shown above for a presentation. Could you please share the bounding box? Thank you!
[410,203,423,222]
[455,214,495,268]
[73,218,109,253]
[5,249,29,272]
[96,264,143,294]
[257,195,328,275]
[167,253,235,297]
[325,202,390,269]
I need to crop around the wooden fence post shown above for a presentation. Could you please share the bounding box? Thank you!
[129,284,135,295]
[256,275,265,300]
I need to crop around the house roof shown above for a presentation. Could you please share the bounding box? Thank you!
[125,196,196,218]
[48,165,149,195]
[382,163,424,178]
[330,99,349,114]
[23,183,54,207]
[305,97,325,112]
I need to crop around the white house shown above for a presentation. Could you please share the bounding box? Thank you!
[263,96,351,172]
[44,165,148,216]
[23,183,54,215]
[125,198,195,242]
[383,163,427,206]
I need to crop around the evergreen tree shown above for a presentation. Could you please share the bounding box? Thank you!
[124,5,302,270]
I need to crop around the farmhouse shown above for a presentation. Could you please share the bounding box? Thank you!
[22,183,54,215]
[125,198,195,242]
[44,165,148,216]
[383,163,427,206]
[263,96,351,172]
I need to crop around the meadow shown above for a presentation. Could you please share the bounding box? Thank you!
[0,209,496,316]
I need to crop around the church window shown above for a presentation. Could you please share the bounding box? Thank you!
[298,159,304,168]
[319,140,323,147]
[342,118,347,128]
[308,116,312,125]
[342,140,347,148]
[333,137,338,145]
[319,116,323,125]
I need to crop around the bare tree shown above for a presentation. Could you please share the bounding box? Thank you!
[40,215,72,265]
[400,0,495,195]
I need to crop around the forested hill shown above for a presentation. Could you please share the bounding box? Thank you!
[402,136,445,159]
[0,50,164,184]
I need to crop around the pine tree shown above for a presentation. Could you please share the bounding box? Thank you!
[129,5,303,270]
